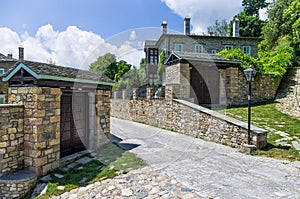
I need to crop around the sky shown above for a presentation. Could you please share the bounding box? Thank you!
[0,0,262,69]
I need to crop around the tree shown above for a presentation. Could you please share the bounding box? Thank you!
[242,0,268,16]
[89,53,116,73]
[207,19,230,36]
[156,50,166,85]
[230,11,265,37]
[89,53,131,82]
[262,0,300,59]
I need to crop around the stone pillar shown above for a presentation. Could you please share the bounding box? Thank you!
[132,88,139,100]
[94,89,111,149]
[8,87,61,176]
[165,63,190,100]
[146,86,155,99]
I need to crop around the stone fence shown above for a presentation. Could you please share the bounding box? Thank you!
[0,104,24,176]
[111,96,268,149]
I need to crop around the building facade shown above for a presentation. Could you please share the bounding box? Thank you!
[144,18,261,86]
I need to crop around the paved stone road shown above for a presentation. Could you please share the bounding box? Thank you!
[111,117,300,199]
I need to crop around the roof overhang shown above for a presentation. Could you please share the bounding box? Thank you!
[2,63,115,86]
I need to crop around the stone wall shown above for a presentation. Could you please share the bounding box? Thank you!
[111,97,267,149]
[8,87,61,176]
[0,171,36,199]
[0,104,24,177]
[276,67,300,119]
[220,67,281,106]
[158,35,260,58]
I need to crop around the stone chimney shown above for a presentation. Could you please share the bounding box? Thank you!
[233,18,240,37]
[161,20,167,35]
[7,53,13,59]
[184,17,191,35]
[19,46,24,61]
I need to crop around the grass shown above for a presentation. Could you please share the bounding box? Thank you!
[23,142,146,199]
[219,101,300,161]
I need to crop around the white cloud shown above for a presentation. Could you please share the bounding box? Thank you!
[161,0,243,34]
[0,25,144,70]
[129,30,136,41]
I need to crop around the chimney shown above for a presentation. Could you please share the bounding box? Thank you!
[161,20,167,35]
[19,46,24,61]
[233,18,240,37]
[7,53,13,59]
[184,17,191,35]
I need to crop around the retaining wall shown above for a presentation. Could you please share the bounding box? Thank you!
[111,98,268,149]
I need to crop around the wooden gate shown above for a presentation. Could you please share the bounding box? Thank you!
[60,92,89,157]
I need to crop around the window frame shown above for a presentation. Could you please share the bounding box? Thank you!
[211,49,217,55]
[0,68,5,75]
[174,43,183,52]
[194,44,203,53]
[242,46,251,56]
[0,95,5,104]
[224,45,233,50]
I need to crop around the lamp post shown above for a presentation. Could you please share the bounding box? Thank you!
[243,65,257,145]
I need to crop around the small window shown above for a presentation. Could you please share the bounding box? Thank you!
[0,95,5,104]
[194,44,203,53]
[224,45,233,50]
[211,50,217,55]
[174,44,183,51]
[0,68,5,75]
[242,46,251,56]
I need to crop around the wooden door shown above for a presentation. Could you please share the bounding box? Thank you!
[60,92,88,157]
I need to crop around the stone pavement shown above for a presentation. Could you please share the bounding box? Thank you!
[50,167,199,199]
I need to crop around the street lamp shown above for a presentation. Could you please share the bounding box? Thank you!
[243,65,257,145]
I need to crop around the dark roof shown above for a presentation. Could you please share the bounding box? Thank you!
[0,53,7,59]
[166,51,240,64]
[2,60,114,85]
[144,40,157,48]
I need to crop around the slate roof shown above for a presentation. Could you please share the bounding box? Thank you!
[144,40,157,48]
[166,51,240,64]
[2,60,114,85]
[0,53,7,59]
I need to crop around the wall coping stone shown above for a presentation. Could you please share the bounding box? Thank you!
[173,99,268,134]
[0,170,36,183]
[0,104,23,107]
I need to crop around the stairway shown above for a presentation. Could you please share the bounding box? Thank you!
[276,67,300,119]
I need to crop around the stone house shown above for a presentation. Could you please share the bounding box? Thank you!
[0,48,113,178]
[143,18,279,106]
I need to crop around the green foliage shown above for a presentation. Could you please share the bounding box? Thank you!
[242,0,268,16]
[207,19,230,36]
[258,46,293,77]
[89,53,131,82]
[89,53,116,72]
[156,50,166,85]
[218,46,293,78]
[230,11,265,37]
[262,0,300,58]
[115,58,146,90]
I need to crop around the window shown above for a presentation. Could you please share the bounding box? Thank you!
[0,95,5,104]
[0,68,5,75]
[194,44,203,53]
[174,43,183,51]
[224,45,233,50]
[211,50,217,55]
[242,46,251,56]
[149,49,158,64]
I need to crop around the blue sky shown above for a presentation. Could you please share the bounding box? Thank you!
[0,0,249,68]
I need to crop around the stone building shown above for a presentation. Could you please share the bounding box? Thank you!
[164,51,280,106]
[144,17,261,86]
[0,48,113,178]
